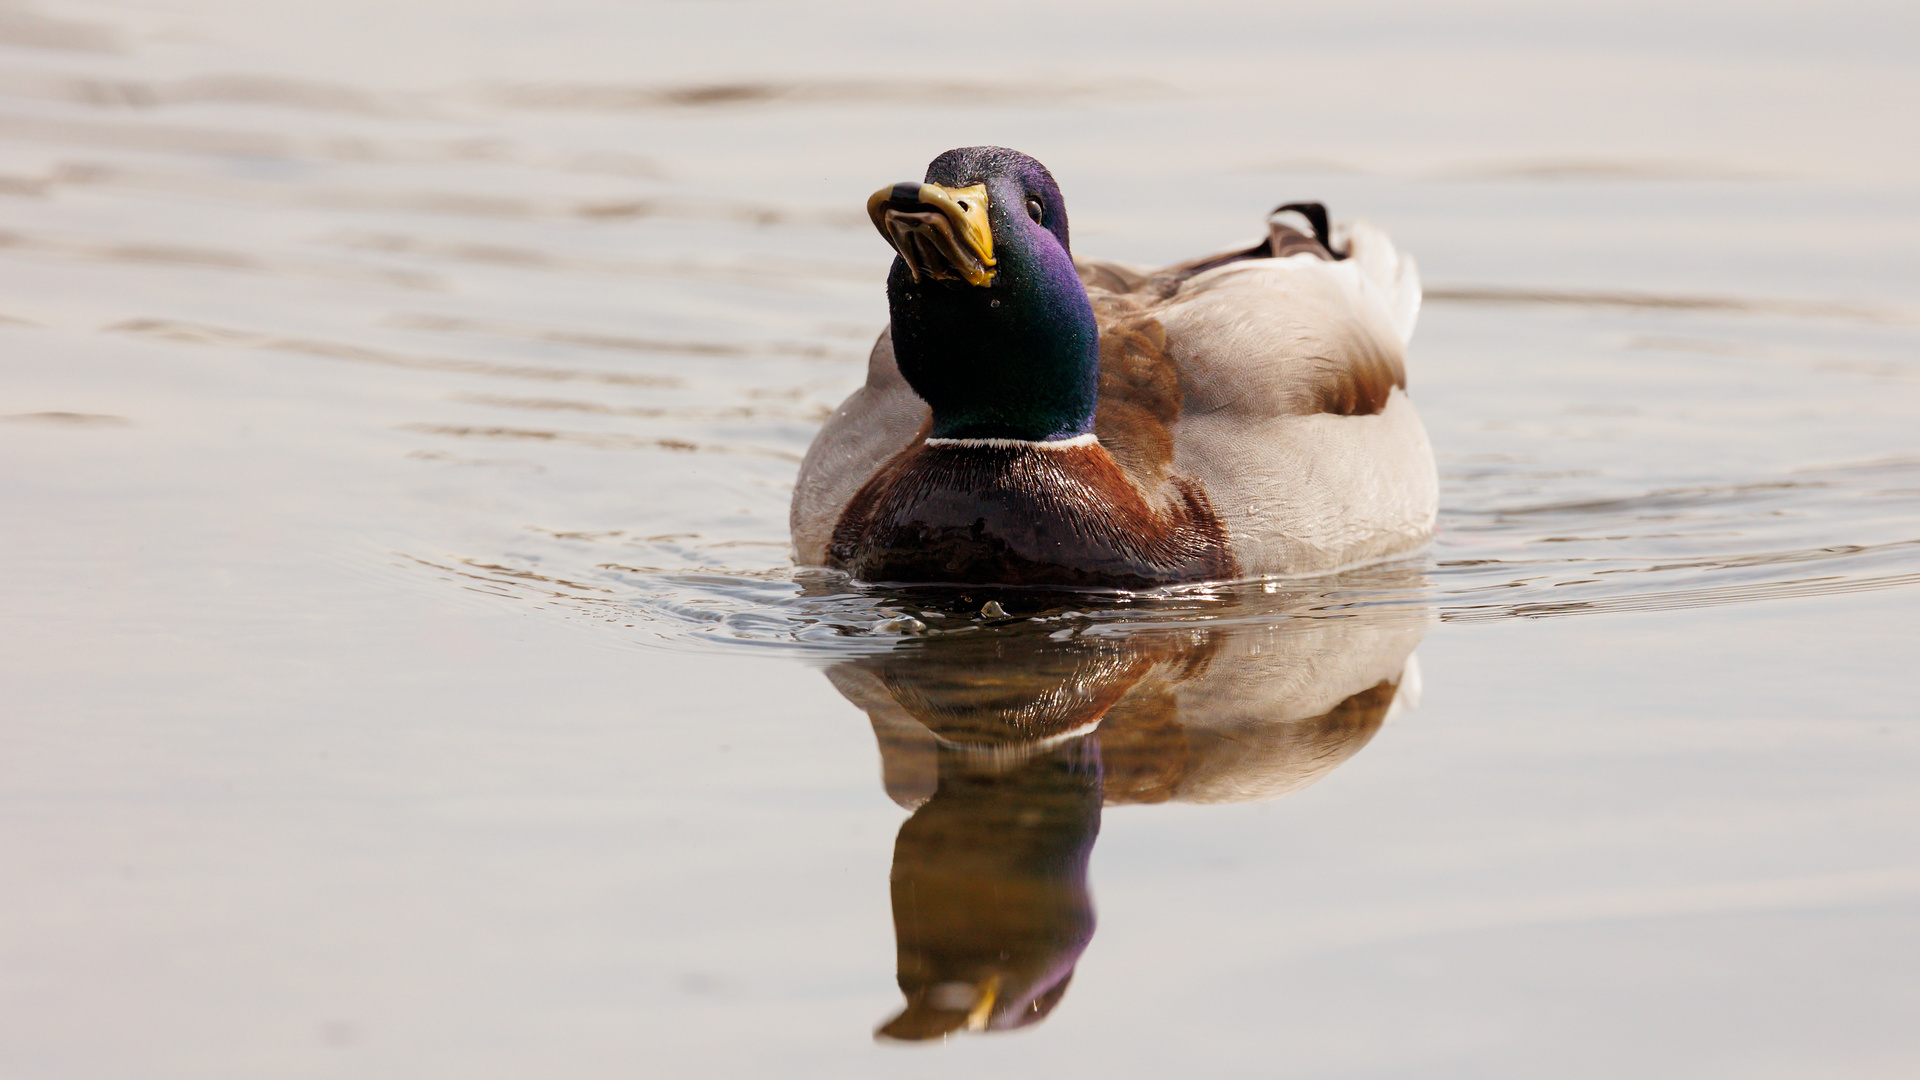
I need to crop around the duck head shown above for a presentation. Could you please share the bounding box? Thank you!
[868,146,1097,442]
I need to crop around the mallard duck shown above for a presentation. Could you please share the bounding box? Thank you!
[791,146,1436,588]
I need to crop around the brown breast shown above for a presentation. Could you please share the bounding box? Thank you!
[826,441,1236,589]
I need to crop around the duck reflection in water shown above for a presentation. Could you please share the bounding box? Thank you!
[823,574,1431,1040]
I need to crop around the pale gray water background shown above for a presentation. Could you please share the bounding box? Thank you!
[3,1,1919,1076]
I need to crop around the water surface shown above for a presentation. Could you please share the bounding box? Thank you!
[2,2,1917,1076]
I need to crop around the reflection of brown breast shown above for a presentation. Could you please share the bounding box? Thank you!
[826,442,1237,589]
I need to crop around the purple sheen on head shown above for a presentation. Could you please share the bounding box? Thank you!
[887,146,1098,442]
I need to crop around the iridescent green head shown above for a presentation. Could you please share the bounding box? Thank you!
[868,147,1096,442]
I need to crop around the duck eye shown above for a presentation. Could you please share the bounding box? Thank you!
[1026,197,1044,223]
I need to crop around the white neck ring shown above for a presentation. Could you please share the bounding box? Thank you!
[922,433,1099,450]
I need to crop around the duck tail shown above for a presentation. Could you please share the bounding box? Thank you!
[1340,219,1422,347]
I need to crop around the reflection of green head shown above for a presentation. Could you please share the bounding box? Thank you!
[877,736,1101,1041]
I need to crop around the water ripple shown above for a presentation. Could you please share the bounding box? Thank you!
[397,445,1920,655]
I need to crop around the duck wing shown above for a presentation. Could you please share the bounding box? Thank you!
[1078,210,1434,575]
[790,326,928,565]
